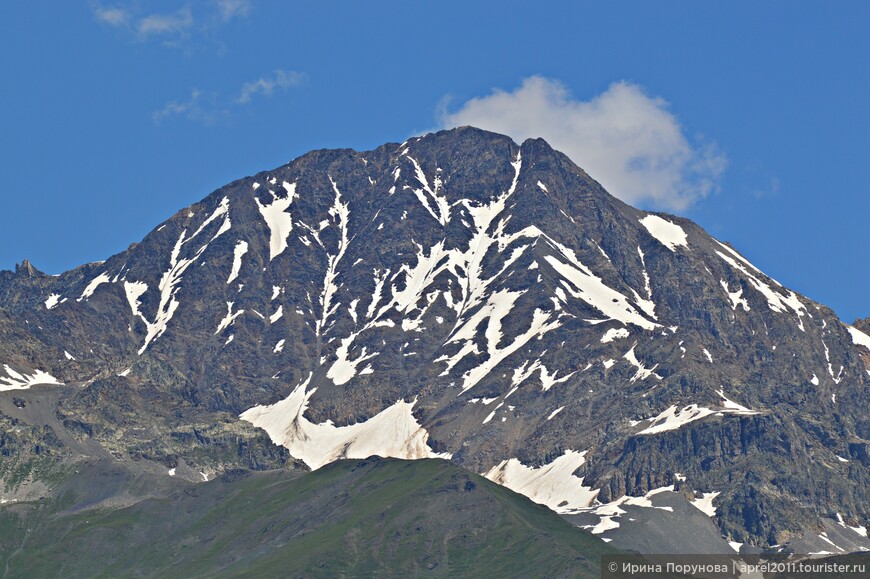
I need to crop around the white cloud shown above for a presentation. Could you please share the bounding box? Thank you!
[215,0,251,21]
[236,69,306,104]
[438,76,727,211]
[152,90,200,124]
[94,6,130,27]
[152,90,224,125]
[94,2,249,48]
[138,6,194,37]
[151,68,304,125]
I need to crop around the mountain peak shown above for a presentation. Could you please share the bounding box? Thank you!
[15,258,40,277]
[1,129,868,557]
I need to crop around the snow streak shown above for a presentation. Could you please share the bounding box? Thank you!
[127,197,232,354]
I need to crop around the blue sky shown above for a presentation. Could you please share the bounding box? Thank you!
[1,1,867,321]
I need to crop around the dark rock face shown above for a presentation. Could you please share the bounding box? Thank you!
[0,127,867,550]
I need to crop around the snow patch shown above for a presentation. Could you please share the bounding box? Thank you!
[817,532,846,553]
[314,178,351,339]
[215,302,244,334]
[601,328,630,343]
[547,406,565,420]
[511,359,575,392]
[78,272,110,301]
[191,197,232,242]
[577,485,677,535]
[632,246,656,318]
[639,215,688,251]
[714,241,807,327]
[226,240,248,284]
[1,365,63,392]
[847,326,870,350]
[720,280,750,311]
[44,294,62,310]
[543,246,658,330]
[123,281,148,319]
[690,491,720,517]
[450,289,562,394]
[636,390,758,435]
[484,450,597,513]
[348,298,360,324]
[729,542,743,553]
[327,333,377,386]
[406,155,450,226]
[255,182,297,260]
[823,341,844,384]
[623,345,662,382]
[632,405,706,433]
[716,389,757,413]
[240,375,450,470]
[269,305,283,324]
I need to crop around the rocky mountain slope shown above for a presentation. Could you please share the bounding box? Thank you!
[1,127,868,555]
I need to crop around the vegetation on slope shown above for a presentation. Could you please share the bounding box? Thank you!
[0,457,617,578]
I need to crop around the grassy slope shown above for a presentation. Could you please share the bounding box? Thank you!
[0,457,617,578]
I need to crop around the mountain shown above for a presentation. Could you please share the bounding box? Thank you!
[1,127,869,557]
[0,457,616,578]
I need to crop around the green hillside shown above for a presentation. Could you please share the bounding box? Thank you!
[0,457,617,578]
